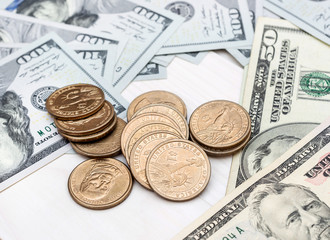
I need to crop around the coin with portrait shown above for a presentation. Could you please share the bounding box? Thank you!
[68,158,132,209]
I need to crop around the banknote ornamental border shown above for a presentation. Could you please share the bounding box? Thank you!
[183,126,330,239]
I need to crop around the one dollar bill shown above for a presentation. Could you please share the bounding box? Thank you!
[227,17,330,193]
[175,116,330,240]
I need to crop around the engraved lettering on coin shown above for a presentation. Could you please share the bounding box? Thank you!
[121,112,182,157]
[71,118,126,158]
[54,101,114,136]
[146,139,210,201]
[132,104,189,139]
[127,91,187,120]
[60,114,117,142]
[31,86,58,111]
[125,122,183,162]
[46,83,105,120]
[130,131,179,190]
[165,1,195,22]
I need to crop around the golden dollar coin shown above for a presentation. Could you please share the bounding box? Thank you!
[189,100,251,149]
[132,104,189,139]
[121,113,181,157]
[146,139,211,201]
[70,118,126,158]
[130,131,180,190]
[125,122,184,163]
[190,130,251,157]
[46,84,105,120]
[68,158,132,209]
[54,100,114,136]
[59,114,117,142]
[127,91,187,121]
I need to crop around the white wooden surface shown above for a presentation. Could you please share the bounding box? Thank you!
[0,51,243,240]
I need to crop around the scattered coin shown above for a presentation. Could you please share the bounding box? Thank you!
[121,113,182,157]
[68,158,132,210]
[59,114,117,142]
[189,100,251,149]
[70,118,126,158]
[127,90,187,121]
[130,131,180,190]
[132,104,189,139]
[46,83,105,120]
[125,122,184,162]
[54,100,114,136]
[146,139,211,201]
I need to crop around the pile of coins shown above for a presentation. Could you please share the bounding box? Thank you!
[46,83,126,158]
[46,83,132,209]
[123,91,211,201]
[189,100,251,157]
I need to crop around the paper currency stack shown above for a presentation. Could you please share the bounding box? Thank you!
[0,0,329,238]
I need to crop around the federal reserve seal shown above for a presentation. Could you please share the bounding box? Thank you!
[300,72,330,97]
[31,86,58,111]
[165,1,194,22]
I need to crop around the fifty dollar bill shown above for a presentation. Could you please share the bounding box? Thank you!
[227,17,330,193]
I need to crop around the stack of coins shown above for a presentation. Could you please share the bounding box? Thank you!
[46,83,125,158]
[189,100,251,157]
[46,83,132,209]
[123,91,211,201]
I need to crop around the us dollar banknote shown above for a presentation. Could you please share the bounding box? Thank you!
[226,0,263,66]
[135,62,167,81]
[176,52,208,65]
[175,117,330,240]
[264,0,330,45]
[0,10,126,60]
[141,0,254,54]
[0,33,128,191]
[226,17,330,193]
[73,46,117,87]
[3,0,185,92]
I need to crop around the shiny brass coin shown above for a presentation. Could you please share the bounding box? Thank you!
[70,118,126,158]
[68,158,132,209]
[59,114,117,142]
[189,100,251,149]
[146,139,211,201]
[190,130,251,157]
[130,131,180,190]
[125,122,184,163]
[46,83,105,120]
[132,104,189,139]
[121,113,181,157]
[127,90,187,121]
[54,101,114,136]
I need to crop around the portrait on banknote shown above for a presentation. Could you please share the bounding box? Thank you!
[11,0,136,27]
[247,182,330,240]
[240,123,318,180]
[0,91,34,180]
